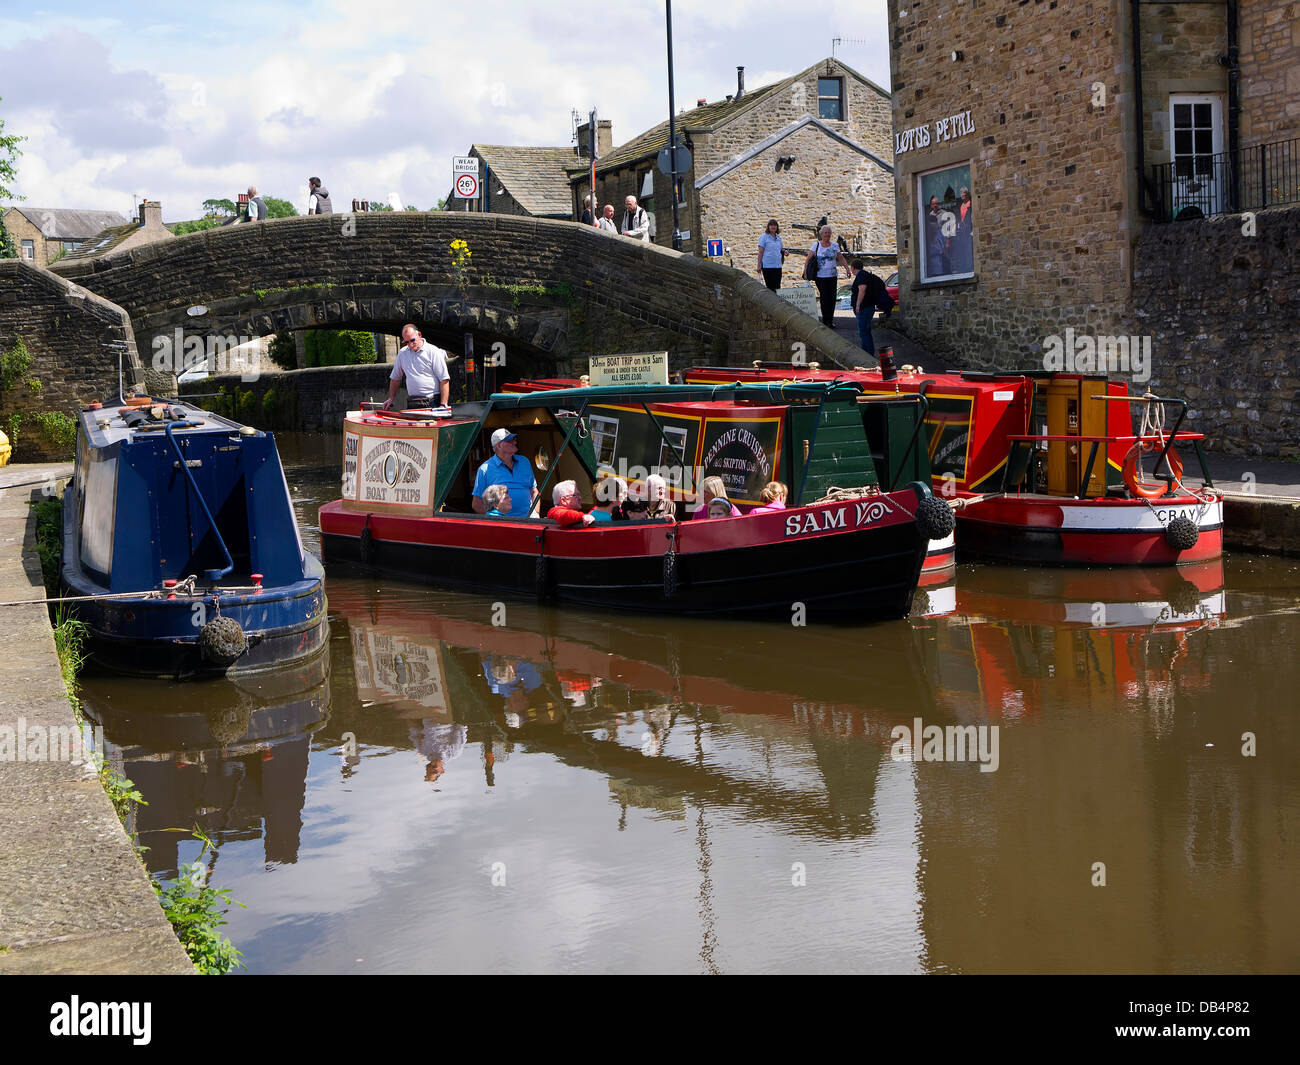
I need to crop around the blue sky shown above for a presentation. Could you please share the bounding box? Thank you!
[0,0,891,221]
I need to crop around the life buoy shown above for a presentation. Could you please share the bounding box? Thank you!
[1122,441,1183,499]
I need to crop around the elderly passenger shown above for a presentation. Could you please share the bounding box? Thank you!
[481,483,512,517]
[546,480,596,526]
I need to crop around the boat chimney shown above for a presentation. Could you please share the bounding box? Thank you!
[878,347,898,382]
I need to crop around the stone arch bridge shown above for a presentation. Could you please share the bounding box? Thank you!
[1,213,867,453]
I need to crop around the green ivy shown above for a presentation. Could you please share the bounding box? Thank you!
[261,388,278,426]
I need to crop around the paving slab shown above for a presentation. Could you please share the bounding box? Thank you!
[0,483,191,973]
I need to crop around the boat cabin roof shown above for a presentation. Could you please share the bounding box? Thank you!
[78,398,258,450]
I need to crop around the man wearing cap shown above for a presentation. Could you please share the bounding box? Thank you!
[383,324,451,410]
[472,428,538,515]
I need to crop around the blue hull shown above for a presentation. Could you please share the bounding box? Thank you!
[62,398,328,678]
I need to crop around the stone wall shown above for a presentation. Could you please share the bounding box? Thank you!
[697,121,896,282]
[1132,204,1300,457]
[1137,1,1228,167]
[0,261,149,461]
[888,0,1134,367]
[180,363,393,432]
[1239,0,1300,147]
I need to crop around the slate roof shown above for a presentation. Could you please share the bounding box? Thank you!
[472,145,581,217]
[60,219,148,260]
[587,76,796,176]
[6,206,129,240]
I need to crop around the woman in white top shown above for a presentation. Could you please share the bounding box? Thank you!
[803,224,852,328]
[756,218,788,291]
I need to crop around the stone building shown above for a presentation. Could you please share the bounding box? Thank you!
[888,0,1300,456]
[61,200,174,262]
[572,59,897,276]
[1,206,128,267]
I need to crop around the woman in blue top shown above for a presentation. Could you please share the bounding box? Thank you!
[803,224,852,328]
[756,218,788,291]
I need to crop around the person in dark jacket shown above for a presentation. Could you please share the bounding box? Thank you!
[246,185,267,222]
[308,177,333,215]
[850,258,894,355]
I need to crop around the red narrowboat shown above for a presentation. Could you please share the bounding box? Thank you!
[318,382,944,622]
[682,364,1223,567]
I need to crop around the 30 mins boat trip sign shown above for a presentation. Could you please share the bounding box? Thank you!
[589,351,669,387]
[342,423,438,515]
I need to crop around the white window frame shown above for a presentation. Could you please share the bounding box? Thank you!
[21,239,35,259]
[1169,93,1225,216]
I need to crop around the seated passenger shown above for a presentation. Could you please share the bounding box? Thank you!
[546,480,596,526]
[592,475,626,522]
[481,483,512,517]
[692,475,740,519]
[621,473,673,520]
[750,481,788,514]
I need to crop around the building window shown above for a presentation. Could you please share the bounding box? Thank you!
[817,78,844,120]
[917,163,974,282]
[20,239,34,260]
[63,240,79,251]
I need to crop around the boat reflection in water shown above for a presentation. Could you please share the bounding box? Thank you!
[80,653,331,878]
[917,560,1226,720]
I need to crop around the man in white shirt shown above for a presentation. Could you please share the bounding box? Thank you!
[597,204,618,234]
[622,195,651,242]
[383,324,451,409]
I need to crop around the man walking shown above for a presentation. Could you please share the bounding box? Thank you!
[383,324,450,409]
[622,195,650,242]
[472,428,539,516]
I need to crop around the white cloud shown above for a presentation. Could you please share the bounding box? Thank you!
[1,0,891,219]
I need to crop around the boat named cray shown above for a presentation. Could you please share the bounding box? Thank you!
[681,363,1222,566]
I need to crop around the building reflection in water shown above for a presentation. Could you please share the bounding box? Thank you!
[80,651,331,879]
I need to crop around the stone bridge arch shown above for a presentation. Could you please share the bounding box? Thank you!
[52,212,865,383]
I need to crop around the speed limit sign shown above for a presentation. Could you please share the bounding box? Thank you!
[453,156,480,199]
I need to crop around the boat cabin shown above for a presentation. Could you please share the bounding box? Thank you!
[345,382,931,520]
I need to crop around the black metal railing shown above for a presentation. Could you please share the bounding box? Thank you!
[1149,136,1300,221]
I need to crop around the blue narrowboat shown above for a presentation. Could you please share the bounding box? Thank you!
[63,397,327,678]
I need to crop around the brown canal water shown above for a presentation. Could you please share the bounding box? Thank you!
[78,434,1300,974]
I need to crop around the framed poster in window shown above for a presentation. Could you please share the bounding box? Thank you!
[917,164,974,282]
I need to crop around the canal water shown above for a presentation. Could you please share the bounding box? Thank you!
[78,434,1300,974]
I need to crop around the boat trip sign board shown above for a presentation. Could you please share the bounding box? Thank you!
[588,351,669,387]
[341,419,439,515]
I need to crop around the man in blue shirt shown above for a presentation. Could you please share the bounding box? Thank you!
[472,428,538,515]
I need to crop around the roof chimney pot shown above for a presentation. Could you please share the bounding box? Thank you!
[736,66,745,99]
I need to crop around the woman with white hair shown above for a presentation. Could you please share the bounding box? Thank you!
[803,224,851,328]
[620,473,673,520]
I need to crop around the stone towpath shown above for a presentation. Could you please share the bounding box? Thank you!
[0,463,192,973]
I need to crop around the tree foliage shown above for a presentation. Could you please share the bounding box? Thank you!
[303,330,378,367]
[202,198,237,218]
[1,95,25,259]
[263,196,297,218]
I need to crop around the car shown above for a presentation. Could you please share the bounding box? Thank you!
[835,270,901,315]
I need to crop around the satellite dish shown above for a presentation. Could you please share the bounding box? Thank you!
[186,305,208,317]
